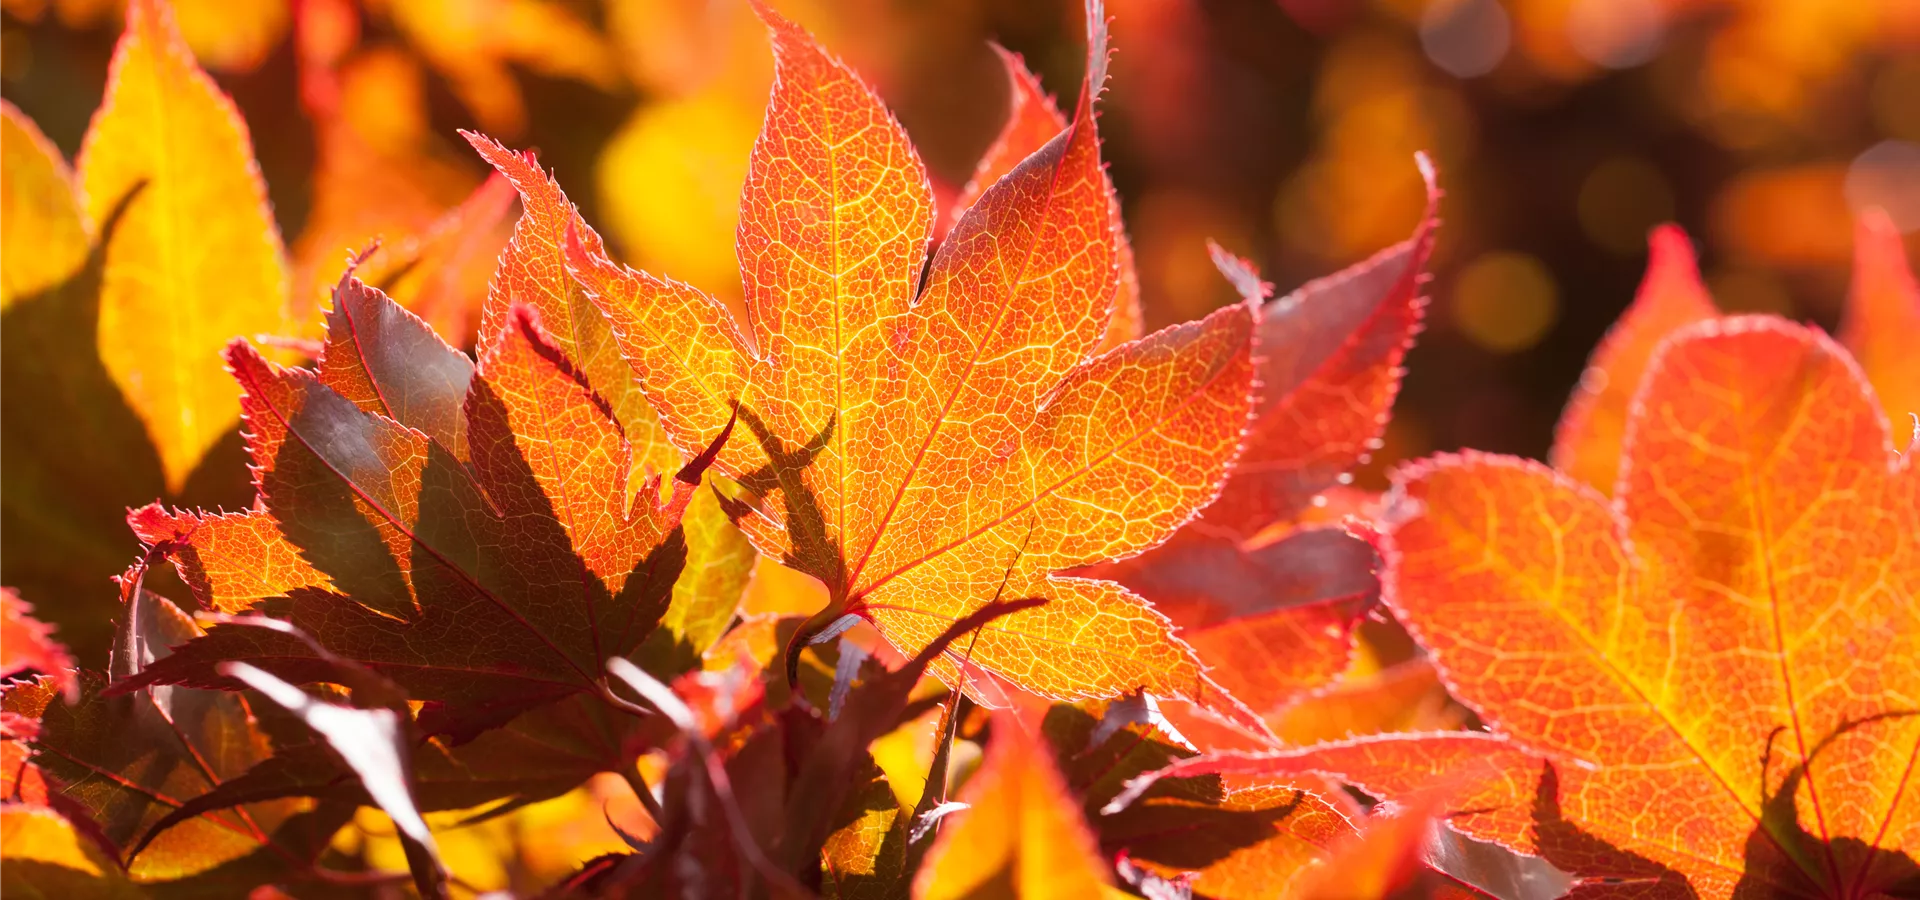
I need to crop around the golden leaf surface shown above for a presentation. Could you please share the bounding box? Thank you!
[0,100,90,310]
[1373,318,1919,897]
[568,0,1256,711]
[76,0,292,491]
[914,715,1116,899]
[1554,219,1920,494]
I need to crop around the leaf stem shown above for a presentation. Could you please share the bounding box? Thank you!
[598,675,655,719]
[620,763,666,827]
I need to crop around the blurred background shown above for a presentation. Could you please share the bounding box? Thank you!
[5,0,1918,475]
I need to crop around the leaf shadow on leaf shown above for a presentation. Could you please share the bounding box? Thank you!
[463,368,692,663]
[1736,715,1920,899]
[1046,704,1309,874]
[817,759,911,899]
[1,183,251,662]
[263,401,417,620]
[718,403,850,687]
[1527,762,1698,898]
[727,403,842,590]
[222,362,692,730]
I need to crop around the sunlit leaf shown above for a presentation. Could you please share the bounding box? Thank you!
[0,805,147,900]
[1371,318,1917,898]
[2,570,347,887]
[913,712,1115,899]
[0,101,89,310]
[1839,210,1920,427]
[568,0,1258,717]
[0,588,77,702]
[77,0,293,491]
[1550,224,1715,493]
[118,285,720,730]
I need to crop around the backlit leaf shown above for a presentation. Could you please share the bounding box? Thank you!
[222,662,448,899]
[2,569,347,887]
[1088,191,1436,738]
[1101,735,1570,900]
[0,100,89,310]
[569,0,1257,714]
[0,589,77,702]
[1047,702,1359,900]
[77,0,293,491]
[913,712,1114,899]
[948,45,1142,352]
[1198,161,1437,535]
[466,132,681,487]
[1839,210,1920,426]
[1550,224,1715,493]
[118,287,719,729]
[1100,525,1370,725]
[1553,218,1920,493]
[0,805,147,900]
[1364,318,1919,898]
[469,131,754,664]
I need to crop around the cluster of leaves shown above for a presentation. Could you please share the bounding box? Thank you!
[3,0,1916,898]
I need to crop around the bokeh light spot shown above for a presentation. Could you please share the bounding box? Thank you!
[1565,0,1665,70]
[1420,0,1510,79]
[1845,140,1920,233]
[1577,156,1675,255]
[1451,251,1559,353]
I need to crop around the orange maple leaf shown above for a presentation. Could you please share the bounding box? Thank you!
[1554,219,1920,494]
[564,0,1259,715]
[3,562,346,885]
[0,589,76,703]
[947,44,1142,353]
[120,273,720,729]
[1093,167,1438,738]
[914,712,1116,899]
[1144,317,1919,898]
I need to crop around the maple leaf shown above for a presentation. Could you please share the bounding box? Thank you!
[1550,225,1720,494]
[117,275,729,729]
[1553,219,1920,494]
[79,0,294,492]
[913,711,1118,899]
[1838,210,1920,428]
[947,44,1143,353]
[1,560,352,889]
[1193,317,1919,898]
[466,130,756,668]
[0,805,147,900]
[3,16,271,660]
[1,588,76,702]
[566,0,1257,716]
[1101,736,1573,900]
[1092,167,1437,733]
[223,661,450,899]
[130,630,663,848]
[1044,701,1362,900]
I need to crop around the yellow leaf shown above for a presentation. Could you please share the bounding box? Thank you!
[0,806,147,900]
[169,0,288,73]
[914,714,1113,899]
[1,101,90,309]
[77,0,291,491]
